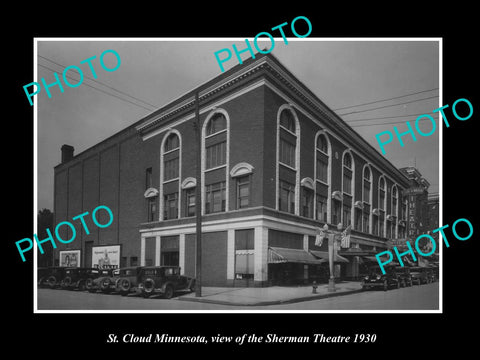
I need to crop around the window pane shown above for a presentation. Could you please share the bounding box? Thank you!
[316,134,328,153]
[279,139,295,168]
[280,109,295,132]
[316,157,328,183]
[165,134,179,152]
[343,172,352,194]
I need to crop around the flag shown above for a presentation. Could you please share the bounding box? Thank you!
[315,228,325,247]
[341,225,351,248]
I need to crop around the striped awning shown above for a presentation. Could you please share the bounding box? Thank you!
[310,250,350,263]
[268,247,326,265]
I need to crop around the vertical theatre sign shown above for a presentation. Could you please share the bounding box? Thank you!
[92,245,121,269]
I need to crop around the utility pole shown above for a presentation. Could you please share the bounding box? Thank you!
[193,92,202,297]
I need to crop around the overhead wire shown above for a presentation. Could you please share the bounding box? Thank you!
[38,63,155,112]
[333,88,439,111]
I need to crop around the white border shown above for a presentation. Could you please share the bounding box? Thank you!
[34,37,442,314]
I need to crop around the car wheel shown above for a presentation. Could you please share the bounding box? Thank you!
[143,278,155,298]
[62,276,72,289]
[85,279,95,292]
[121,279,131,293]
[383,280,388,291]
[78,280,86,291]
[100,279,111,293]
[164,285,174,299]
[47,276,57,289]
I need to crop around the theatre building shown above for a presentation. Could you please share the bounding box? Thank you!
[53,52,411,287]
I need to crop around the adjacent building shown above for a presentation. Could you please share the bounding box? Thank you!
[53,52,412,287]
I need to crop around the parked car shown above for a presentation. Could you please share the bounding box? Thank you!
[41,267,67,289]
[395,266,413,287]
[60,268,99,290]
[137,266,195,299]
[410,266,430,285]
[426,265,438,282]
[85,268,114,293]
[37,267,51,288]
[361,265,400,291]
[114,267,143,296]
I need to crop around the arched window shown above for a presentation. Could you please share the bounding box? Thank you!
[362,165,372,233]
[161,131,181,221]
[341,151,353,227]
[205,114,227,170]
[378,176,386,237]
[342,152,353,195]
[316,134,329,184]
[277,106,300,215]
[363,166,371,203]
[315,132,330,223]
[379,177,386,211]
[202,110,230,215]
[163,133,180,181]
[392,185,398,217]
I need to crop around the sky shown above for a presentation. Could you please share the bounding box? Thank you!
[36,39,440,211]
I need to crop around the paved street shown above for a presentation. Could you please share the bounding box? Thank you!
[37,282,439,311]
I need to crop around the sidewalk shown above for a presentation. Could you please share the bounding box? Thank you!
[176,281,363,306]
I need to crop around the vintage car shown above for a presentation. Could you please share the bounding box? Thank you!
[85,268,114,293]
[40,267,67,289]
[395,266,413,287]
[37,267,51,288]
[114,267,143,296]
[361,265,400,291]
[137,266,196,299]
[410,266,430,285]
[60,268,100,290]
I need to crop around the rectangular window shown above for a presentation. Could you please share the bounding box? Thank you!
[205,182,226,214]
[355,208,362,231]
[206,141,226,169]
[164,158,179,181]
[343,171,352,194]
[164,193,178,220]
[363,212,370,233]
[316,156,328,183]
[279,139,295,168]
[373,215,378,236]
[237,176,250,209]
[379,218,384,237]
[332,200,341,226]
[316,194,327,222]
[185,188,196,217]
[279,180,295,214]
[301,188,314,218]
[145,167,152,189]
[343,204,351,226]
[147,197,157,222]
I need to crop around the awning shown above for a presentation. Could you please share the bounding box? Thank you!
[268,247,325,265]
[310,250,349,263]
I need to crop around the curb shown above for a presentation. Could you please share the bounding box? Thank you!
[176,288,364,307]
